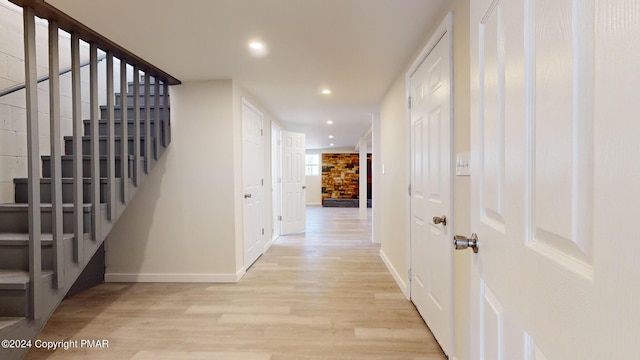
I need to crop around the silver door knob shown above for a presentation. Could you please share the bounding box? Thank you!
[453,233,479,253]
[244,193,252,198]
[433,215,447,226]
[302,186,307,189]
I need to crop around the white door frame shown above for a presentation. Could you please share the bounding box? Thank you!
[405,11,454,356]
[271,124,282,242]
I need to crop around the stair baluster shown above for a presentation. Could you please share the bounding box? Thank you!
[90,43,101,241]
[71,32,84,263]
[106,52,116,221]
[120,60,129,203]
[23,6,42,320]
[48,20,64,290]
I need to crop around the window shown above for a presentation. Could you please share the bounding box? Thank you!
[305,154,320,176]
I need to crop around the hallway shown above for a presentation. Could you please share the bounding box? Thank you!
[26,207,446,359]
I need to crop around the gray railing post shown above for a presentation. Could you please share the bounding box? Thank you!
[48,20,64,289]
[89,43,101,240]
[23,6,42,320]
[133,66,141,186]
[106,52,116,220]
[120,60,129,203]
[71,33,84,262]
[154,79,160,160]
[166,82,171,145]
[144,73,151,174]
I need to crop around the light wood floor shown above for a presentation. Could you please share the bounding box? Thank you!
[26,206,446,359]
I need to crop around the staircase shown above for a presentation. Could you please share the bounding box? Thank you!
[0,74,171,358]
[0,3,179,357]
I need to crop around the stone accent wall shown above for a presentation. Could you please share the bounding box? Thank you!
[322,153,359,200]
[321,153,372,201]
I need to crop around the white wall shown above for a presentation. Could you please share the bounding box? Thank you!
[378,0,471,359]
[104,79,283,281]
[0,1,91,202]
[105,80,242,282]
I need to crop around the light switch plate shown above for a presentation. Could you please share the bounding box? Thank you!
[456,152,470,176]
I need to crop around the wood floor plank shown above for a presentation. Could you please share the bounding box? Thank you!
[25,207,446,359]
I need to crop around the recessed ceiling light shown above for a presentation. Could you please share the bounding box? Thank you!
[248,40,268,57]
[322,89,332,95]
[328,135,334,139]
[326,120,333,125]
[330,143,334,147]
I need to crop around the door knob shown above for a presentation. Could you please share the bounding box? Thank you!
[302,186,307,189]
[432,215,447,226]
[453,233,479,253]
[244,193,252,198]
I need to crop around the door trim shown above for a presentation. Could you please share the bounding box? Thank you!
[405,11,454,356]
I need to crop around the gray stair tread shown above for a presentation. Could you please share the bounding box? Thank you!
[64,135,146,140]
[41,155,134,160]
[83,119,158,123]
[0,270,53,290]
[0,232,77,246]
[0,317,24,330]
[14,178,111,184]
[0,203,93,212]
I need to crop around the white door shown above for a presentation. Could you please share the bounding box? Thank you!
[271,125,282,241]
[242,99,264,268]
[469,0,640,359]
[409,16,453,356]
[281,131,306,234]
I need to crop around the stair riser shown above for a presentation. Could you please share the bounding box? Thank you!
[100,107,167,121]
[64,138,149,156]
[0,290,27,317]
[0,246,53,271]
[15,181,109,204]
[115,94,168,107]
[127,82,167,95]
[42,157,133,178]
[0,211,91,234]
[83,121,157,137]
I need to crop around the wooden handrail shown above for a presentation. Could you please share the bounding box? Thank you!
[9,0,181,86]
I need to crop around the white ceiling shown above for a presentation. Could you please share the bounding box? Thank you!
[47,0,447,150]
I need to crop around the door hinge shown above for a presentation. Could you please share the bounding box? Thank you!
[261,179,264,186]
[278,215,282,221]
[261,129,264,136]
[408,183,412,196]
[408,96,412,110]
[262,228,265,235]
[408,269,412,279]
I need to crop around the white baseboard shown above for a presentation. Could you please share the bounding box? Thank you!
[306,202,321,206]
[105,269,245,283]
[264,237,275,252]
[379,249,409,299]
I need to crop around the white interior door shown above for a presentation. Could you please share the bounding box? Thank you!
[281,131,306,234]
[469,0,640,359]
[409,17,453,357]
[271,125,282,241]
[242,99,264,268]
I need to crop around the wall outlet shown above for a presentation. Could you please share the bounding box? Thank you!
[456,152,470,176]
